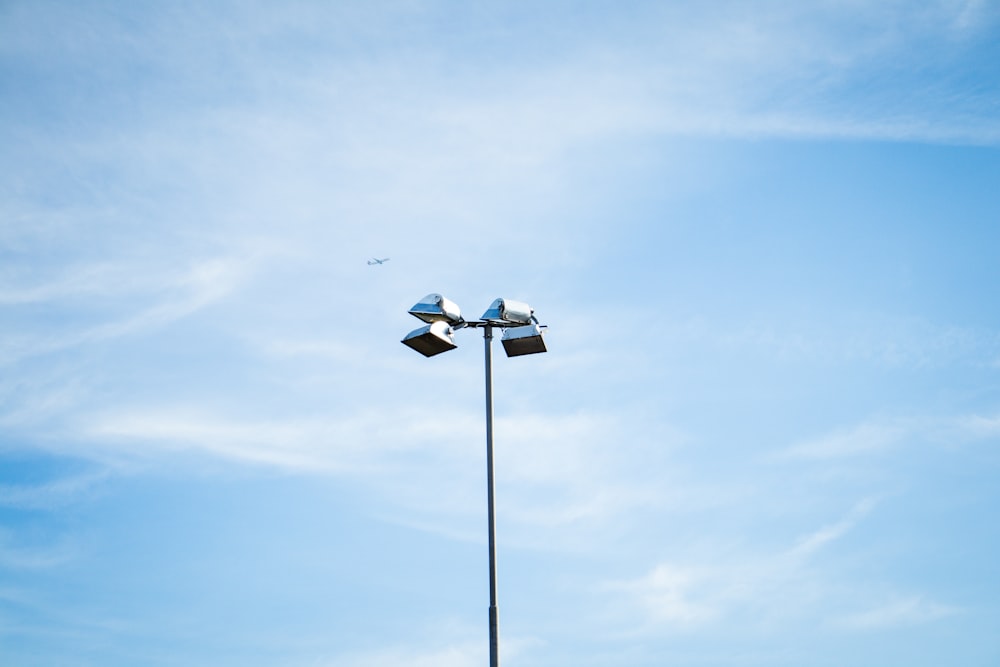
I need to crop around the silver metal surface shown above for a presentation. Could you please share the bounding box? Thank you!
[408,293,463,325]
[400,321,457,357]
[500,323,547,357]
[481,298,533,325]
[484,325,500,667]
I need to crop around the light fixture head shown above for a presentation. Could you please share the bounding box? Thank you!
[408,293,463,325]
[401,320,458,357]
[501,323,547,357]
[481,298,533,325]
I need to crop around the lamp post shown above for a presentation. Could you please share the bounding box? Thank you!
[402,294,547,667]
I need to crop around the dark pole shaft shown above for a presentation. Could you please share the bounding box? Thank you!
[484,325,500,667]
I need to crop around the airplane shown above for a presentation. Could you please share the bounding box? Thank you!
[367,257,390,265]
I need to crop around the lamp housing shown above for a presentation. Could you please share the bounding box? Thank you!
[401,321,458,357]
[481,298,533,325]
[408,293,463,325]
[501,323,547,357]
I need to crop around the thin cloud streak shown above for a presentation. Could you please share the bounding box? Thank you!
[665,316,1000,370]
[0,529,76,570]
[600,497,956,636]
[321,641,481,667]
[836,595,962,630]
[787,498,878,560]
[782,422,910,460]
[0,471,110,511]
[66,403,688,556]
[0,255,256,365]
[779,410,1000,461]
[80,408,471,474]
[317,633,542,667]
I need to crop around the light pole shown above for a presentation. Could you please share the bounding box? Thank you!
[402,294,548,667]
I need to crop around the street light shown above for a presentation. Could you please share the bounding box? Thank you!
[401,293,547,667]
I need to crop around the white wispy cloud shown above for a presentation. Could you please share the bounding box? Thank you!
[0,584,133,648]
[782,421,910,460]
[665,315,1000,370]
[779,409,1000,461]
[319,640,481,667]
[607,562,719,629]
[957,413,1000,438]
[602,498,916,634]
[786,497,878,560]
[81,407,473,473]
[0,528,76,570]
[836,595,961,630]
[950,0,996,33]
[402,0,1000,145]
[58,400,689,560]
[78,257,251,337]
[0,471,109,511]
[8,1,996,224]
[316,633,541,667]
[0,263,126,306]
[0,254,258,365]
[493,411,690,535]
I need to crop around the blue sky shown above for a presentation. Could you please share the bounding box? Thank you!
[2,1,1000,665]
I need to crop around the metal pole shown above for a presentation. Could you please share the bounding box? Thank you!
[484,325,500,667]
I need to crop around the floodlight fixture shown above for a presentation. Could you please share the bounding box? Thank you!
[501,323,547,357]
[401,320,457,357]
[481,298,534,326]
[408,293,464,325]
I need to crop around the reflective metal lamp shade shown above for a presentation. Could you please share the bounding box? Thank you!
[481,298,533,325]
[501,323,547,357]
[408,293,463,325]
[401,321,458,357]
